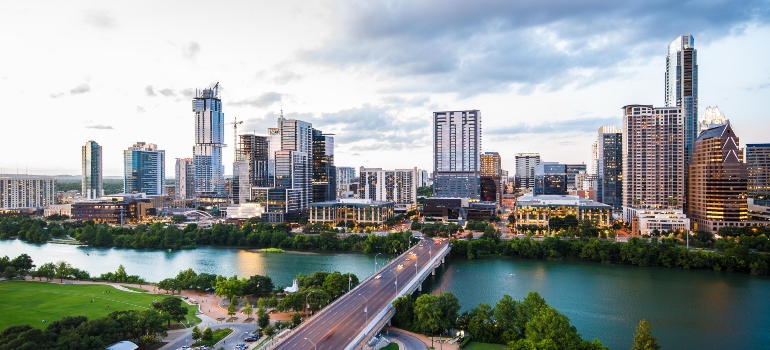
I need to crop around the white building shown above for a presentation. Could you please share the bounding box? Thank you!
[222,202,265,219]
[192,84,225,196]
[175,158,194,200]
[0,175,57,209]
[625,207,691,236]
[433,110,481,199]
[336,166,357,198]
[44,204,72,217]
[359,167,418,212]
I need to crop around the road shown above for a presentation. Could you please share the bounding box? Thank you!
[164,321,258,350]
[276,237,449,350]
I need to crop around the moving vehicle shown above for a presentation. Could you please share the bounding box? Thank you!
[375,274,382,279]
[397,264,404,268]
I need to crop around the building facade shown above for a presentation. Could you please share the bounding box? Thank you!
[481,152,503,205]
[336,166,356,198]
[747,144,770,205]
[237,134,270,188]
[175,158,194,200]
[688,124,750,233]
[192,84,225,196]
[433,110,481,199]
[535,162,567,195]
[276,118,313,212]
[665,34,698,163]
[515,153,540,191]
[513,195,612,230]
[0,175,57,209]
[622,105,684,221]
[81,140,102,199]
[626,208,691,236]
[566,164,587,191]
[123,142,165,196]
[359,167,418,212]
[596,126,623,209]
[312,129,336,203]
[308,199,395,227]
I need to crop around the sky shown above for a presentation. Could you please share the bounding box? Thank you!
[1,0,769,178]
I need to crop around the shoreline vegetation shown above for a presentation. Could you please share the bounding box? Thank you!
[2,215,769,276]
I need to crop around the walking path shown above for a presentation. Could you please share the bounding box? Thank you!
[381,327,459,350]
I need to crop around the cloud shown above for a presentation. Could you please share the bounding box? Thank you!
[183,42,201,60]
[306,0,770,95]
[145,85,156,96]
[50,93,64,99]
[274,71,304,85]
[159,88,175,97]
[84,10,115,29]
[486,116,621,136]
[70,84,90,94]
[136,106,145,113]
[85,125,114,130]
[231,92,283,108]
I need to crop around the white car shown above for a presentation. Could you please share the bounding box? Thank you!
[397,264,404,268]
[375,274,382,279]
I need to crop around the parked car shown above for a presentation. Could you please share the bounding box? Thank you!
[244,336,258,342]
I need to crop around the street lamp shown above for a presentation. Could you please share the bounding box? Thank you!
[389,270,398,296]
[374,252,382,274]
[303,337,317,350]
[357,293,369,327]
[305,291,314,318]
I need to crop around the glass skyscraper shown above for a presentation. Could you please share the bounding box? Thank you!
[192,84,225,196]
[665,35,698,163]
[312,129,336,203]
[433,110,481,199]
[81,140,102,199]
[123,142,165,196]
[596,126,623,210]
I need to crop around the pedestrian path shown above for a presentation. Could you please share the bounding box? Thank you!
[108,284,139,293]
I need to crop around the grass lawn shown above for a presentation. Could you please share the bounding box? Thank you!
[120,285,148,293]
[381,343,399,350]
[0,281,199,331]
[462,342,508,350]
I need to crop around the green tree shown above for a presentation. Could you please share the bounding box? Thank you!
[215,275,246,302]
[494,294,521,343]
[54,261,72,283]
[257,308,270,328]
[201,327,213,342]
[227,301,237,317]
[152,297,189,326]
[242,299,253,319]
[632,319,660,350]
[114,264,128,282]
[413,294,442,347]
[291,311,302,327]
[191,326,201,344]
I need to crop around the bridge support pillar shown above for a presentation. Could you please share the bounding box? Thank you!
[441,256,445,264]
[432,268,435,276]
[418,284,422,292]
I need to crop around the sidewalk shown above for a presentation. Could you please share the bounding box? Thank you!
[381,327,459,350]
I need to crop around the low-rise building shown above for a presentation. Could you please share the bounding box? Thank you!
[44,204,72,217]
[626,208,690,236]
[308,198,394,227]
[514,194,612,229]
[72,193,155,224]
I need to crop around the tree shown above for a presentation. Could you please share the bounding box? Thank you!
[413,294,442,347]
[257,308,270,329]
[291,311,302,327]
[227,301,237,317]
[632,319,660,350]
[215,275,246,302]
[152,297,189,326]
[191,326,201,344]
[54,261,72,283]
[38,262,55,281]
[114,265,128,282]
[243,274,274,295]
[242,299,253,319]
[201,327,213,342]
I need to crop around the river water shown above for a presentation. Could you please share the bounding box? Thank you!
[1,240,768,349]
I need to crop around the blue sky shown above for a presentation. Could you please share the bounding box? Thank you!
[1,0,769,177]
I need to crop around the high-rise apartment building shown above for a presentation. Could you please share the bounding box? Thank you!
[124,142,165,196]
[192,83,225,196]
[359,167,418,211]
[515,153,540,191]
[535,162,567,195]
[274,117,313,212]
[747,144,770,204]
[336,166,356,198]
[566,164,587,190]
[0,175,56,209]
[622,105,684,221]
[665,35,698,163]
[596,126,623,209]
[82,140,102,199]
[688,123,749,232]
[175,158,194,200]
[481,152,501,177]
[433,110,481,199]
[480,152,503,205]
[237,134,270,187]
[312,129,336,203]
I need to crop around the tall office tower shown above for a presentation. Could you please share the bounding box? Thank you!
[622,105,684,220]
[232,160,250,205]
[274,118,313,211]
[336,166,356,198]
[433,110,481,198]
[192,83,225,196]
[746,144,770,203]
[418,169,431,187]
[481,152,502,177]
[237,134,270,187]
[566,164,587,190]
[359,167,418,211]
[699,106,729,134]
[81,140,102,199]
[175,158,194,200]
[312,129,336,203]
[480,152,502,205]
[123,142,165,196]
[534,162,567,195]
[596,126,623,209]
[0,175,56,209]
[515,153,540,191]
[688,123,748,232]
[665,34,698,163]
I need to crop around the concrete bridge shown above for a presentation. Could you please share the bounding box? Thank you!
[265,237,452,350]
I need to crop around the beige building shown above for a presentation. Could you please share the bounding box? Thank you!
[359,167,418,212]
[0,175,57,209]
[627,208,690,236]
[308,199,394,227]
[622,105,685,221]
[513,194,612,229]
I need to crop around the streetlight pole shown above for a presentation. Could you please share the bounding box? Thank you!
[303,337,317,350]
[305,291,314,318]
[389,270,398,296]
[358,293,369,328]
[374,252,382,274]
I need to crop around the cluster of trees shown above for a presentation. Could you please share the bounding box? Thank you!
[0,309,171,349]
[451,235,770,275]
[1,254,92,282]
[275,271,360,313]
[391,291,461,347]
[0,253,34,280]
[98,265,146,284]
[154,268,274,297]
[0,217,72,243]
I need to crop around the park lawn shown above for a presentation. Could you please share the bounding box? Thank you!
[0,281,198,331]
[463,342,508,350]
[120,285,148,293]
[381,343,399,350]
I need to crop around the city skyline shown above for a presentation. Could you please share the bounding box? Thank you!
[2,1,770,177]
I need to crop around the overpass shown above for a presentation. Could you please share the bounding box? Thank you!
[265,237,452,350]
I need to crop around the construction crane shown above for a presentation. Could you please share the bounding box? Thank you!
[226,117,243,159]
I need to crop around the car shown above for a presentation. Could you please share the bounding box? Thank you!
[375,274,382,279]
[397,264,404,268]
[419,244,423,247]
[405,258,410,261]
[244,336,258,342]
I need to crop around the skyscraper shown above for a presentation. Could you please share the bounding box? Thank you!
[480,152,502,205]
[534,162,567,195]
[699,106,729,134]
[433,110,481,199]
[746,144,770,203]
[312,129,336,203]
[81,140,102,199]
[359,167,418,211]
[688,123,748,232]
[192,83,225,196]
[175,158,194,200]
[274,117,313,212]
[665,35,698,163]
[515,153,540,191]
[124,142,165,196]
[622,105,684,220]
[237,134,270,187]
[336,166,356,198]
[596,126,623,209]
